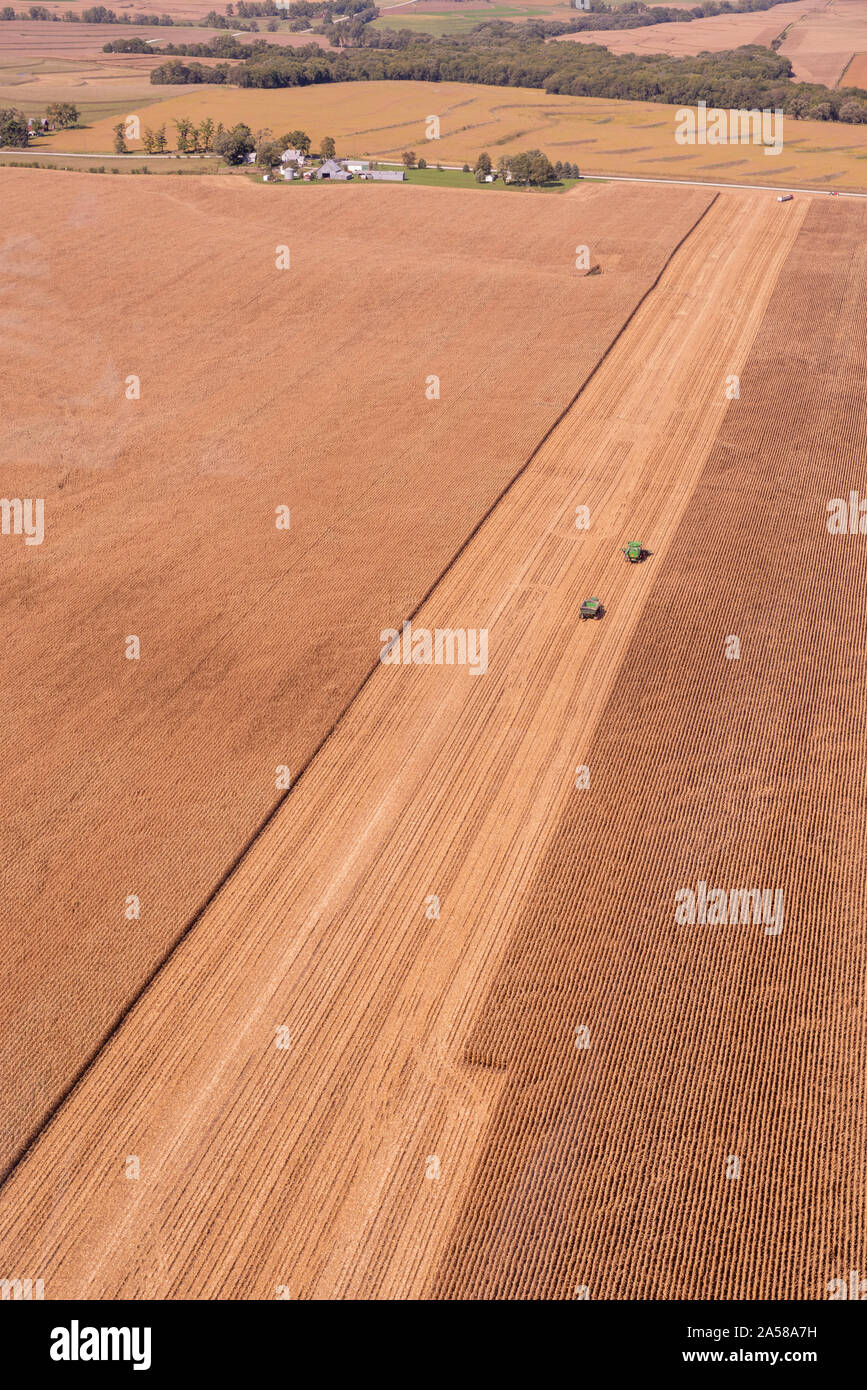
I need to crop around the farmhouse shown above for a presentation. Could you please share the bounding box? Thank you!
[281,148,306,166]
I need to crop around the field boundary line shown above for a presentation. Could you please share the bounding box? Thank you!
[0,189,720,1196]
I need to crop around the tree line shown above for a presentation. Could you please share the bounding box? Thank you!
[0,6,175,22]
[515,0,792,41]
[139,34,867,123]
[108,117,327,164]
[202,0,374,26]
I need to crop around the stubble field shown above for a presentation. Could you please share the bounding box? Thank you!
[2,183,863,1300]
[0,169,711,1185]
[435,197,867,1299]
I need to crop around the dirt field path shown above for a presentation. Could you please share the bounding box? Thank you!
[0,192,806,1299]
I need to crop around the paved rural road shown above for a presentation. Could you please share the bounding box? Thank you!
[22,152,867,197]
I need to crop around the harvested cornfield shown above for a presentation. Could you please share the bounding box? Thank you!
[2,190,845,1302]
[434,198,867,1300]
[0,170,711,1184]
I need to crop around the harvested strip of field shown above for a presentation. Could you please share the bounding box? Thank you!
[842,51,867,86]
[779,0,867,85]
[0,171,709,1182]
[33,81,867,191]
[0,190,807,1298]
[433,197,867,1300]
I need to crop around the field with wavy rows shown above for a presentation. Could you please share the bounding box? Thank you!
[28,80,867,191]
[4,187,857,1302]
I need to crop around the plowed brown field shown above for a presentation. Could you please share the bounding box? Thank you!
[553,0,826,56]
[1,188,834,1300]
[779,0,867,85]
[844,51,867,86]
[0,171,711,1185]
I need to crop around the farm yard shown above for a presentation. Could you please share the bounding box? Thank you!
[22,81,867,191]
[0,160,865,1301]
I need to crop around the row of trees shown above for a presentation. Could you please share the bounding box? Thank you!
[215,125,333,165]
[109,117,332,163]
[513,0,792,41]
[144,33,867,123]
[200,0,377,31]
[0,6,175,20]
[471,149,578,183]
[114,118,220,154]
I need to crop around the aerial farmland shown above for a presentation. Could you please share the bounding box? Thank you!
[1,0,866,1350]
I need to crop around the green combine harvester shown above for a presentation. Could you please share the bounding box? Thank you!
[580,596,602,620]
[622,541,644,563]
